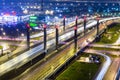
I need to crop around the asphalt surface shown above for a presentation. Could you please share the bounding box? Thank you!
[103,58,120,80]
[15,19,109,80]
[0,17,118,79]
[84,49,111,80]
[15,26,98,80]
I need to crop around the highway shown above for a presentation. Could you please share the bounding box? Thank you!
[30,18,83,38]
[30,19,95,45]
[30,18,92,39]
[15,18,117,80]
[103,58,120,80]
[15,22,99,80]
[0,17,120,78]
[86,43,120,80]
[84,49,112,80]
[85,46,120,80]
[0,18,95,76]
[0,19,93,64]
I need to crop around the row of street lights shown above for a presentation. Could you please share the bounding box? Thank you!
[26,16,100,54]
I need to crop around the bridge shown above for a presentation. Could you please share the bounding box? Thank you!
[0,16,120,79]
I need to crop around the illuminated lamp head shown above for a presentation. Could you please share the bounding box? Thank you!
[26,24,30,28]
[55,25,59,29]
[74,26,77,30]
[96,17,100,21]
[84,16,87,21]
[64,16,66,19]
[76,16,78,20]
[43,24,47,28]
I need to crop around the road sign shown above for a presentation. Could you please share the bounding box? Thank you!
[29,22,38,27]
[29,16,38,27]
[30,16,37,20]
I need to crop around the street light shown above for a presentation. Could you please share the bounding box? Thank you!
[63,16,66,31]
[84,16,87,35]
[55,25,59,50]
[43,24,47,53]
[96,17,100,36]
[26,23,30,49]
[74,26,77,51]
[21,33,25,37]
[74,16,78,51]
[3,32,6,36]
[1,28,3,31]
[75,16,78,27]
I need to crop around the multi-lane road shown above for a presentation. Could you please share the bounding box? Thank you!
[84,49,112,80]
[103,58,120,80]
[0,18,91,64]
[85,43,120,80]
[15,21,100,80]
[0,17,96,76]
[14,17,118,80]
[85,48,120,80]
[0,17,120,79]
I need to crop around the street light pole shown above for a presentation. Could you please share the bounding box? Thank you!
[84,16,86,35]
[74,16,78,51]
[95,17,100,42]
[26,24,30,49]
[75,16,78,27]
[96,17,100,36]
[55,25,59,50]
[63,16,66,31]
[43,24,47,53]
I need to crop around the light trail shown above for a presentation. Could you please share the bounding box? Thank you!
[0,17,119,77]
